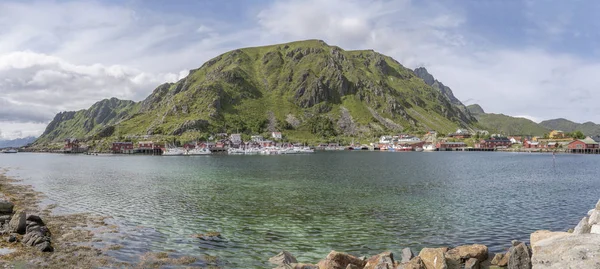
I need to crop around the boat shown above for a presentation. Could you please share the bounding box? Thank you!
[187,147,211,155]
[244,147,261,155]
[294,146,314,153]
[423,144,436,152]
[162,147,185,156]
[395,145,412,152]
[227,148,245,155]
[2,149,17,153]
[414,147,424,152]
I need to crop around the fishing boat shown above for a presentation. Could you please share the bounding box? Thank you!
[423,144,436,152]
[414,147,424,152]
[395,145,412,152]
[227,148,245,155]
[187,147,211,155]
[162,147,185,156]
[2,149,17,153]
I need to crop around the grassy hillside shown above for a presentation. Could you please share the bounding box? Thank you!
[468,104,549,136]
[539,118,600,136]
[36,40,477,146]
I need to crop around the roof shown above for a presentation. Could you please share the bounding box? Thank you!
[441,142,466,145]
[577,137,599,145]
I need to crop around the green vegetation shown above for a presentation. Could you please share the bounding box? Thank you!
[467,104,549,136]
[540,118,600,136]
[35,40,477,147]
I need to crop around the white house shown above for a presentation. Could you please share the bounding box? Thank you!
[398,136,421,142]
[379,136,393,144]
[230,134,242,144]
[251,135,264,142]
[271,132,282,140]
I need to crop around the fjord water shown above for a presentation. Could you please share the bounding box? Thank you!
[1,152,599,267]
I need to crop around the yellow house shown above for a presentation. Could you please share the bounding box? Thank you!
[549,130,565,139]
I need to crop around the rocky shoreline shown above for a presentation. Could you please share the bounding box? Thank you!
[268,200,600,269]
[0,170,197,268]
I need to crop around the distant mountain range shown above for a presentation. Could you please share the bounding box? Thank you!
[467,104,600,136]
[0,136,37,148]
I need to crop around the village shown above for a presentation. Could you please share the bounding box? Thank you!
[41,128,600,156]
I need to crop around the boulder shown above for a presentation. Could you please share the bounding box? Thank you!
[588,210,600,225]
[419,248,447,269]
[398,256,425,269]
[0,215,12,224]
[36,241,53,252]
[401,248,414,263]
[317,251,366,269]
[447,244,488,262]
[498,250,510,267]
[464,258,479,269]
[364,251,395,269]
[7,234,16,243]
[269,251,298,266]
[573,217,592,234]
[0,200,14,214]
[591,225,600,234]
[530,230,571,254]
[507,242,531,269]
[532,233,600,268]
[8,210,26,234]
[490,253,504,265]
[345,265,359,269]
[26,215,45,226]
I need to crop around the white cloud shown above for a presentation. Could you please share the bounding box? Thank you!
[1,0,600,139]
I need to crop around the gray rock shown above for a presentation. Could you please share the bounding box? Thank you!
[573,216,592,234]
[0,200,14,214]
[490,253,504,265]
[589,209,595,216]
[36,241,53,252]
[464,258,479,269]
[591,224,600,234]
[26,215,44,226]
[596,199,600,210]
[401,247,414,263]
[8,211,26,234]
[0,215,12,224]
[508,242,531,269]
[588,210,600,225]
[532,233,600,268]
[511,240,522,247]
[269,251,298,266]
[7,234,16,243]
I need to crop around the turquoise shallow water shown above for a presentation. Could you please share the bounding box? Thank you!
[0,152,599,268]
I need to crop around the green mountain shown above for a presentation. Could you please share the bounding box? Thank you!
[467,104,549,136]
[539,118,600,136]
[36,40,476,146]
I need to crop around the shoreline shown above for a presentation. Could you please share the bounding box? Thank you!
[0,169,198,268]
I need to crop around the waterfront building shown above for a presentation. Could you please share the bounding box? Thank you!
[568,137,599,150]
[230,134,242,144]
[111,142,133,154]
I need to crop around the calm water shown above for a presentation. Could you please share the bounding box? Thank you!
[0,152,599,268]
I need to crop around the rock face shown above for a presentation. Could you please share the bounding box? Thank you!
[317,251,366,269]
[0,200,14,214]
[531,233,600,268]
[398,256,425,269]
[401,248,414,263]
[269,251,298,266]
[529,230,571,255]
[507,242,531,269]
[573,216,591,234]
[419,248,447,269]
[464,258,479,269]
[364,251,395,269]
[8,210,26,234]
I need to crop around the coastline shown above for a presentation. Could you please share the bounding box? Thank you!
[0,169,198,268]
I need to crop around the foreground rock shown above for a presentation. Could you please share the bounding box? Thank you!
[419,248,447,269]
[531,233,600,268]
[364,251,395,269]
[317,251,366,269]
[8,210,26,234]
[0,199,14,214]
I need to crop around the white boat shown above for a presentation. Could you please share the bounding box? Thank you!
[244,148,261,155]
[414,147,424,152]
[162,147,185,156]
[295,146,314,153]
[260,147,280,155]
[227,148,245,155]
[187,147,211,155]
[423,144,436,152]
[2,149,17,153]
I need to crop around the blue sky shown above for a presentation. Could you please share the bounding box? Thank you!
[0,0,599,139]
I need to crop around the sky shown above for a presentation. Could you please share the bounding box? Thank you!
[0,0,599,139]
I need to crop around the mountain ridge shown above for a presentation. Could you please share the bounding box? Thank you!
[35,40,476,146]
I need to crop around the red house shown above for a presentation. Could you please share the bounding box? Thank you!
[138,141,154,149]
[523,140,540,148]
[568,138,599,150]
[476,137,512,149]
[436,142,466,149]
[112,142,133,154]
